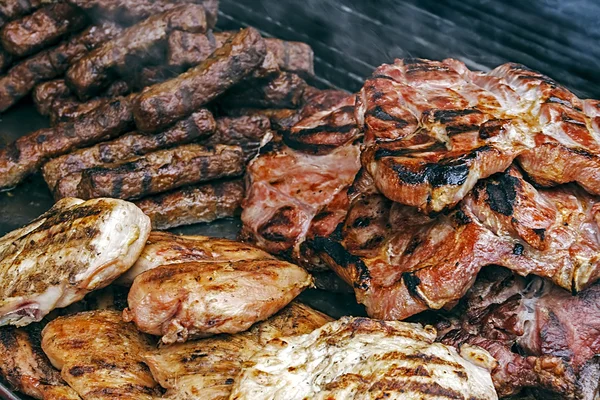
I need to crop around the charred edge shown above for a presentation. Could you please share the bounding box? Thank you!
[370,74,396,81]
[431,109,480,124]
[3,142,21,162]
[36,204,105,230]
[366,105,409,126]
[546,96,574,108]
[257,206,295,243]
[479,119,508,140]
[404,237,421,255]
[513,243,524,255]
[533,228,546,241]
[484,172,520,216]
[310,236,371,290]
[402,272,423,302]
[352,216,371,228]
[453,209,472,225]
[569,147,596,159]
[0,327,17,348]
[68,365,95,377]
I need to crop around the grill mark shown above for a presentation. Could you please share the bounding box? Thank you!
[445,124,480,136]
[513,243,524,255]
[485,172,520,216]
[370,74,396,81]
[310,236,371,290]
[366,105,408,124]
[370,379,466,399]
[432,108,480,124]
[374,142,447,159]
[402,272,423,302]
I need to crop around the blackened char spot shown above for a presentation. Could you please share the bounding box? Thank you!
[374,142,447,159]
[3,142,20,162]
[366,105,407,126]
[402,272,423,301]
[453,210,471,225]
[310,236,371,290]
[485,172,520,216]
[432,109,480,124]
[404,237,421,254]
[352,217,371,228]
[533,228,546,241]
[513,243,524,255]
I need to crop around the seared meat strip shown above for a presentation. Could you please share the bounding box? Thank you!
[32,79,72,116]
[221,72,307,109]
[230,317,497,400]
[43,109,216,197]
[123,245,312,344]
[204,115,273,161]
[41,310,160,400]
[135,179,244,230]
[65,0,218,27]
[134,27,267,132]
[143,302,331,400]
[314,166,600,321]
[0,95,134,189]
[76,144,244,200]
[437,268,600,399]
[0,22,123,113]
[1,4,87,57]
[0,197,150,327]
[0,325,81,400]
[66,5,208,100]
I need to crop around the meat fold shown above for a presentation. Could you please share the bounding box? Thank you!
[0,22,123,112]
[0,325,81,400]
[0,197,150,327]
[41,310,160,400]
[66,5,208,99]
[75,144,243,200]
[122,238,313,344]
[42,108,216,197]
[143,302,331,400]
[135,179,244,230]
[133,27,267,132]
[0,95,134,189]
[313,166,600,321]
[1,3,87,57]
[436,267,600,399]
[356,58,600,213]
[220,72,307,109]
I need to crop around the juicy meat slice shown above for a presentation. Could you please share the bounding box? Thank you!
[41,310,160,400]
[32,79,72,116]
[230,317,498,400]
[0,95,134,189]
[314,166,600,320]
[0,22,123,113]
[205,115,273,161]
[75,144,244,200]
[143,302,331,400]
[437,268,600,399]
[0,325,81,400]
[43,109,216,197]
[1,4,87,57]
[133,27,267,132]
[0,197,150,327]
[134,179,244,230]
[220,72,307,109]
[66,5,208,99]
[122,246,313,344]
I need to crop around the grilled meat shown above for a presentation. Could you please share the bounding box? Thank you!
[230,317,498,400]
[0,1,48,29]
[227,108,302,133]
[135,179,244,230]
[65,0,218,27]
[41,310,160,400]
[0,325,81,400]
[66,5,208,100]
[0,22,122,113]
[437,268,600,399]
[43,109,216,197]
[143,302,331,400]
[33,79,72,116]
[75,144,243,200]
[133,27,267,132]
[356,58,600,213]
[123,238,313,344]
[1,4,87,57]
[0,197,150,327]
[204,115,273,161]
[314,166,600,320]
[221,72,307,109]
[241,95,361,269]
[0,95,134,189]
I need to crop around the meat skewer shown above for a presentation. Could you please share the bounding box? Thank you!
[44,109,217,198]
[76,144,244,200]
[220,72,307,109]
[0,95,134,189]
[66,5,208,99]
[134,27,267,132]
[0,3,87,57]
[0,22,123,113]
[135,179,244,230]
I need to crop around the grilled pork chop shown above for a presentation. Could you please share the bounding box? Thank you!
[41,310,160,400]
[0,197,150,327]
[437,267,600,399]
[230,317,498,399]
[143,302,332,400]
[356,58,600,213]
[314,166,600,320]
[123,235,312,344]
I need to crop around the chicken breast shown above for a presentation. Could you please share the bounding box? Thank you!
[123,256,313,344]
[230,317,498,400]
[118,231,272,285]
[41,310,160,400]
[143,302,332,400]
[0,197,150,327]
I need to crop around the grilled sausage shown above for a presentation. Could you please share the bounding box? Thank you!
[133,27,267,132]
[0,0,49,29]
[135,179,244,230]
[66,5,208,99]
[221,72,307,109]
[76,144,244,200]
[202,115,273,161]
[32,79,72,116]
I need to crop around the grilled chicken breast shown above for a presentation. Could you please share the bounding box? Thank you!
[41,310,160,400]
[143,302,332,400]
[0,197,150,327]
[230,317,498,400]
